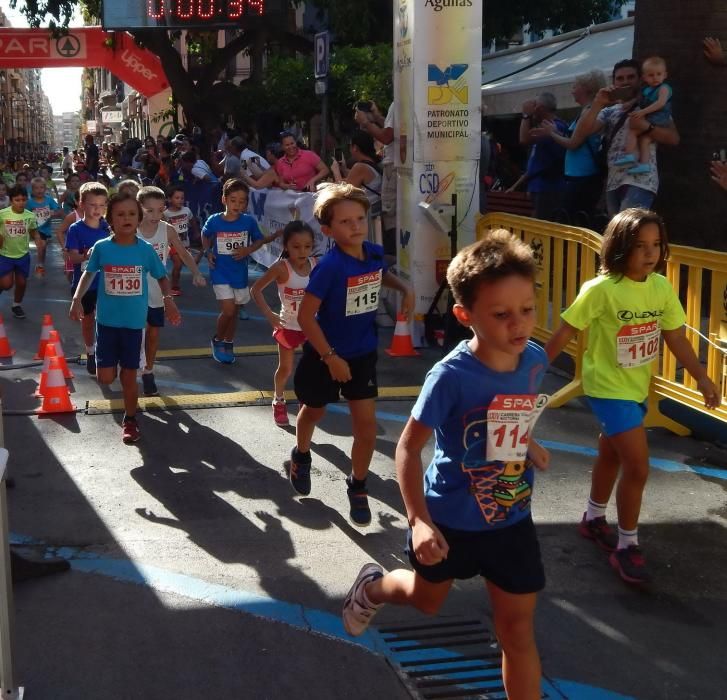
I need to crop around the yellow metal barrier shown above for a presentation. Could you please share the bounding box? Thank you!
[476,213,727,434]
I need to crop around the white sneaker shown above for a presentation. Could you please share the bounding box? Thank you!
[342,562,384,636]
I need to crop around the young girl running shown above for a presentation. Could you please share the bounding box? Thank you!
[251,221,316,426]
[546,208,720,585]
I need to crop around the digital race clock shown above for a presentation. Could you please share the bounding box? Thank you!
[103,0,267,30]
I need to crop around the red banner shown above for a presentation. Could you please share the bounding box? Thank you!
[0,27,169,97]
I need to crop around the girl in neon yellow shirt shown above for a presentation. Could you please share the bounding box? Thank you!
[546,208,720,585]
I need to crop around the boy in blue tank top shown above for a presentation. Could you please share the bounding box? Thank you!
[287,183,414,526]
[342,230,550,699]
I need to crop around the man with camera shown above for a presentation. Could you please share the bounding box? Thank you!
[569,59,680,216]
[355,101,396,255]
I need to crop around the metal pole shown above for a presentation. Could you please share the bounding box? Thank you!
[321,92,329,164]
[0,443,22,699]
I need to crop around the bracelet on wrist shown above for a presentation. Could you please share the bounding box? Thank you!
[320,348,336,361]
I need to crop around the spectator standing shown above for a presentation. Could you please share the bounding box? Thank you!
[355,102,395,254]
[84,134,100,180]
[520,93,567,221]
[330,131,382,216]
[535,70,607,227]
[247,133,329,192]
[569,59,680,216]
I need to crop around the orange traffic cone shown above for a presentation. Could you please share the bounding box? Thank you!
[37,355,76,415]
[34,314,55,359]
[48,330,74,379]
[385,314,421,357]
[35,342,57,397]
[0,315,15,357]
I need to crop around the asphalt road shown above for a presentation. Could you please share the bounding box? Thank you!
[1,240,726,700]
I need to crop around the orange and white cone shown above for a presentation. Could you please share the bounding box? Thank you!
[385,314,421,357]
[48,330,74,379]
[34,314,55,359]
[35,342,57,397]
[37,355,76,415]
[0,315,15,358]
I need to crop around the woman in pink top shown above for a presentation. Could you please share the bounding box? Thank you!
[245,133,329,192]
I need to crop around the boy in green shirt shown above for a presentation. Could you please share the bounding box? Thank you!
[0,185,40,319]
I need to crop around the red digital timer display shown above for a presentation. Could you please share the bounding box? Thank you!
[103,1,267,29]
[146,0,264,20]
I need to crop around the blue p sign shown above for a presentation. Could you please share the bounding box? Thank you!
[314,32,329,79]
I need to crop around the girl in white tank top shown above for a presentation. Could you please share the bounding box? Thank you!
[250,221,317,426]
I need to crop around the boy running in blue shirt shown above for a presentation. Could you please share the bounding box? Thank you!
[342,231,550,700]
[202,178,280,363]
[69,193,181,444]
[65,182,111,375]
[26,177,62,278]
[288,183,414,526]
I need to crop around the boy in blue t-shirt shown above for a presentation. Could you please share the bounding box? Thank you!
[288,183,414,526]
[26,177,62,277]
[342,231,550,698]
[70,193,181,444]
[65,182,111,376]
[202,178,280,364]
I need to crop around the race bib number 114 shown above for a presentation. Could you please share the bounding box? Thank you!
[486,394,549,462]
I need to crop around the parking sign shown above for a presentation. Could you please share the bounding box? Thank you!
[314,31,329,79]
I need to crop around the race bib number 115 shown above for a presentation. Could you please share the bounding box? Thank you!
[345,269,382,317]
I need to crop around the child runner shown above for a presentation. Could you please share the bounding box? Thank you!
[250,220,317,426]
[163,184,201,295]
[614,57,673,175]
[342,231,550,700]
[288,183,414,526]
[203,178,280,364]
[0,185,40,319]
[117,180,141,199]
[57,199,84,285]
[40,165,59,199]
[60,173,81,215]
[69,193,181,443]
[545,208,720,584]
[65,182,111,376]
[136,186,206,396]
[26,177,62,278]
[15,173,30,197]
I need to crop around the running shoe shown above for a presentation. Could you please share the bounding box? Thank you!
[613,154,637,166]
[142,372,159,397]
[211,337,232,364]
[609,545,651,585]
[223,341,236,364]
[286,447,311,496]
[86,353,96,376]
[579,513,618,552]
[342,563,384,637]
[346,476,372,527]
[170,287,182,297]
[238,306,250,320]
[273,400,289,426]
[11,305,25,320]
[122,417,141,444]
[34,264,45,279]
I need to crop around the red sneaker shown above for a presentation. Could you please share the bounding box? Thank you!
[273,400,289,426]
[122,417,141,444]
[170,288,182,297]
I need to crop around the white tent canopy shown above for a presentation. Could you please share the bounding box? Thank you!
[481,18,634,116]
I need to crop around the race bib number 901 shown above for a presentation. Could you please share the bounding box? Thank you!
[104,265,143,296]
[616,320,661,368]
[346,269,382,316]
[217,231,248,255]
[486,394,549,462]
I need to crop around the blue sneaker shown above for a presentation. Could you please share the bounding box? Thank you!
[211,337,233,364]
[613,154,637,166]
[346,476,372,527]
[627,163,652,175]
[223,341,236,364]
[286,448,311,496]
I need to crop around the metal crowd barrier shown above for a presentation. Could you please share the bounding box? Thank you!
[477,213,727,434]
